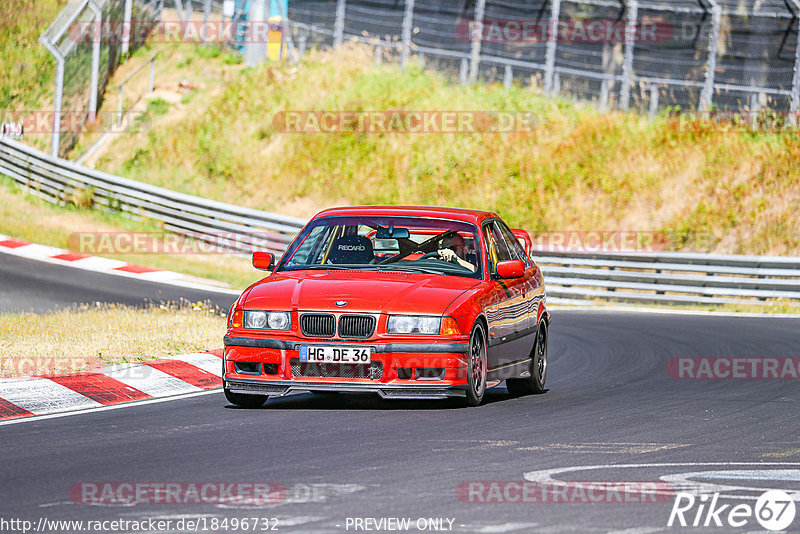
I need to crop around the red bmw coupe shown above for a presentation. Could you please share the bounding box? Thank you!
[223,206,550,407]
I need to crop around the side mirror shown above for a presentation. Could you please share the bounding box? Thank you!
[496,259,525,279]
[252,251,275,271]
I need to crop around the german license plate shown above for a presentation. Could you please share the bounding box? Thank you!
[299,345,372,363]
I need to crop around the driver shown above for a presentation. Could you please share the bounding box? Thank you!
[437,234,476,272]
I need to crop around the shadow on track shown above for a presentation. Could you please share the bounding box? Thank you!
[223,387,548,411]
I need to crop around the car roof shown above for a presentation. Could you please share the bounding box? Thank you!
[312,205,500,225]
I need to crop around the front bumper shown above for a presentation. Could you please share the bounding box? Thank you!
[223,335,470,400]
[226,377,467,400]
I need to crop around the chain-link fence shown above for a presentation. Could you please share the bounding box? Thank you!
[39,0,162,157]
[284,0,800,119]
[38,0,800,155]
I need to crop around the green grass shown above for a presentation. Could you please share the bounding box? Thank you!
[0,0,65,109]
[146,98,170,116]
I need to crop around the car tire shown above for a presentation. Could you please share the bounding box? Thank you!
[465,322,488,407]
[224,386,268,408]
[506,321,548,396]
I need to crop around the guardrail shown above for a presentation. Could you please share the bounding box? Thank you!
[1,137,798,306]
[536,250,800,306]
[0,138,306,255]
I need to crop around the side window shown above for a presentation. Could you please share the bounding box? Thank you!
[497,221,530,267]
[486,222,517,262]
[483,224,497,273]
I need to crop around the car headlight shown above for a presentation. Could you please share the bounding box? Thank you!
[244,311,291,331]
[387,315,441,335]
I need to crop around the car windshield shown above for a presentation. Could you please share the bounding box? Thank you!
[278,215,483,278]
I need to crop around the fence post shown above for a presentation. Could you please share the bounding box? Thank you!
[750,93,759,129]
[468,0,486,83]
[245,0,267,67]
[460,58,468,85]
[649,84,659,120]
[174,0,186,26]
[117,85,124,127]
[401,0,415,67]
[600,80,609,111]
[86,1,102,121]
[202,0,212,45]
[790,4,800,125]
[39,37,64,157]
[121,0,133,56]
[334,0,346,47]
[700,0,721,111]
[149,57,156,92]
[544,0,561,95]
[504,65,513,89]
[620,0,638,110]
[273,0,299,64]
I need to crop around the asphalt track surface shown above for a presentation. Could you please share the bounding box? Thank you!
[2,253,800,533]
[0,252,237,313]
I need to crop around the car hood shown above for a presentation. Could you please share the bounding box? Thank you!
[243,270,480,315]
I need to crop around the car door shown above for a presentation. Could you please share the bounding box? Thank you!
[482,220,532,378]
[496,220,541,344]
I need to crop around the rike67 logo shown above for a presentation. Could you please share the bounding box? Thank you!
[668,490,797,530]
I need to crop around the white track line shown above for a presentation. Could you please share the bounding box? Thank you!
[0,388,222,426]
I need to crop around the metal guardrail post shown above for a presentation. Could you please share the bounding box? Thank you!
[468,0,486,83]
[620,0,638,110]
[334,0,346,47]
[544,0,561,95]
[121,0,133,55]
[700,0,721,111]
[504,65,513,89]
[400,0,415,67]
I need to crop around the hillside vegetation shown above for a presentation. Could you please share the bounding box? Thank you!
[0,0,65,110]
[89,44,800,256]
